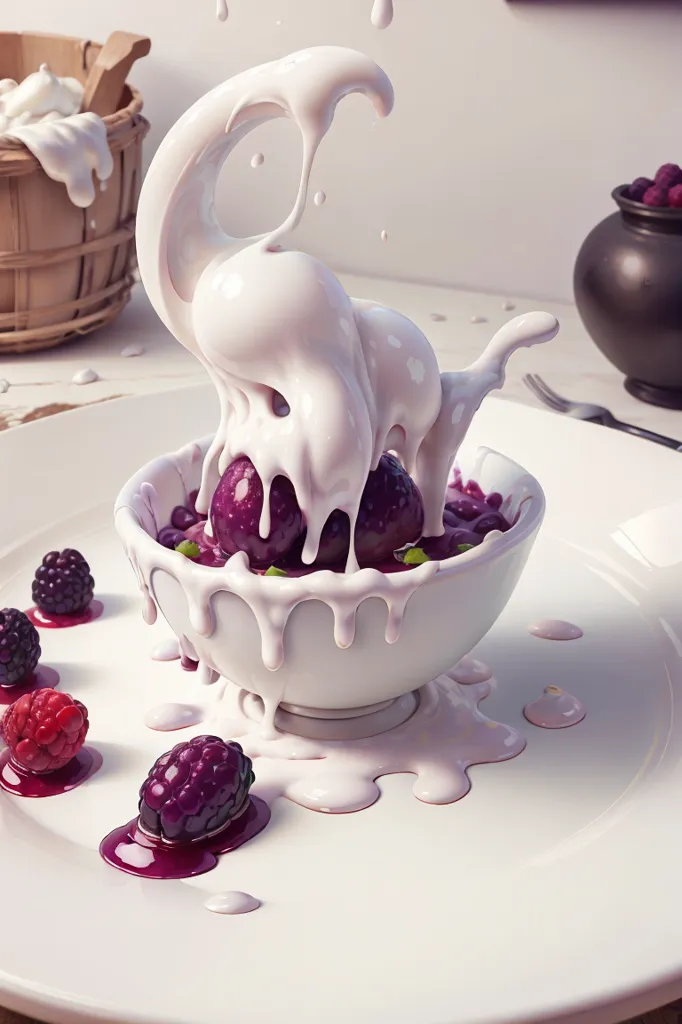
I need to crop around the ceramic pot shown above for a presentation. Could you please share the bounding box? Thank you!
[574,185,682,409]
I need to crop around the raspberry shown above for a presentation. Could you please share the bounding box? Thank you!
[669,184,682,209]
[627,177,654,203]
[2,688,89,774]
[138,735,255,844]
[643,186,669,208]
[655,163,682,189]
[32,549,94,616]
[0,609,40,688]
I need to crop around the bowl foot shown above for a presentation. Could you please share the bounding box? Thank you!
[625,377,682,409]
[241,689,420,740]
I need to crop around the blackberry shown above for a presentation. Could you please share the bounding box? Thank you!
[138,735,255,844]
[32,549,94,616]
[0,609,41,688]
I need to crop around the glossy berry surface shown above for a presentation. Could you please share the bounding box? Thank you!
[2,688,89,774]
[642,186,669,208]
[139,735,255,844]
[170,506,198,531]
[627,176,654,203]
[210,457,303,567]
[669,184,682,209]
[0,609,40,688]
[157,526,186,550]
[32,549,94,616]
[654,163,682,189]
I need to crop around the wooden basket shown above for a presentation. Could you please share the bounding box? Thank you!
[0,31,150,355]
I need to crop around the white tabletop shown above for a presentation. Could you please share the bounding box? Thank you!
[1,275,681,442]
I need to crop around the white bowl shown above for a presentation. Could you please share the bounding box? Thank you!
[114,437,544,714]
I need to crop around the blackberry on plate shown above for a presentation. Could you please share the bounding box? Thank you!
[0,609,40,688]
[138,735,255,844]
[32,549,94,616]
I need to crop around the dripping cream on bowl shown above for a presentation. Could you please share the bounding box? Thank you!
[117,46,557,725]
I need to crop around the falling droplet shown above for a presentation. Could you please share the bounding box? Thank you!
[216,0,228,21]
[313,190,326,206]
[502,300,516,311]
[250,152,264,168]
[470,315,488,325]
[429,313,446,322]
[380,229,388,242]
[371,0,394,29]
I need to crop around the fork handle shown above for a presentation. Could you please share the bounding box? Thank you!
[611,419,682,450]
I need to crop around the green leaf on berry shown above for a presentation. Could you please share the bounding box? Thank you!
[403,546,430,565]
[457,543,475,553]
[265,566,288,577]
[175,540,201,558]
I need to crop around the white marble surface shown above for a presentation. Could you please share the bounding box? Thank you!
[1,275,681,441]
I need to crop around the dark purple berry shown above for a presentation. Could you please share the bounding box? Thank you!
[643,186,669,208]
[485,492,503,510]
[419,527,480,561]
[210,457,304,568]
[472,511,508,536]
[655,163,682,189]
[32,549,94,616]
[445,497,480,522]
[669,184,682,209]
[170,506,198,531]
[157,526,186,550]
[626,176,654,203]
[0,609,40,688]
[138,735,255,844]
[315,509,351,565]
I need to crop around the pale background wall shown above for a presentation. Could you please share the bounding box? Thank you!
[5,0,682,302]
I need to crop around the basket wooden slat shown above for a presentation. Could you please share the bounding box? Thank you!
[0,31,150,355]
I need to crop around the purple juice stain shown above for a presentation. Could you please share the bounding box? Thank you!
[27,599,104,630]
[0,746,102,797]
[0,664,60,706]
[100,796,271,879]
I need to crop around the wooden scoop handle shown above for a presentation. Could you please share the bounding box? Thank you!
[82,31,151,117]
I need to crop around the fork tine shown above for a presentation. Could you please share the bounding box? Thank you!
[527,374,570,412]
[523,374,565,412]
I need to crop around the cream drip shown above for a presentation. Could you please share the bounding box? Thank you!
[216,0,229,20]
[313,190,326,206]
[134,46,559,571]
[144,702,204,731]
[0,64,111,208]
[204,891,260,914]
[250,151,264,168]
[151,637,181,661]
[528,619,583,641]
[211,675,525,812]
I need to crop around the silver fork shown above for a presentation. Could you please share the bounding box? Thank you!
[523,374,682,451]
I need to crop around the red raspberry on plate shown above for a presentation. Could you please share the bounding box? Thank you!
[2,689,89,774]
[669,184,682,209]
[654,163,682,189]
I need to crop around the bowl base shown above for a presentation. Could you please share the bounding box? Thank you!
[625,377,682,410]
[241,689,420,740]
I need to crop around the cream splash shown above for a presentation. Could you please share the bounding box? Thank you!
[210,673,526,813]
[135,46,558,573]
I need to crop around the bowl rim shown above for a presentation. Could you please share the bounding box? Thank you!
[114,436,546,597]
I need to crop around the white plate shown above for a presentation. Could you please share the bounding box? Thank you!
[2,385,682,1024]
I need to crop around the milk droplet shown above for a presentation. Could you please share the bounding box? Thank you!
[313,190,326,206]
[205,891,260,915]
[449,655,492,685]
[470,315,488,325]
[250,152,264,168]
[528,619,583,641]
[121,343,144,358]
[151,637,181,661]
[371,0,394,29]
[380,229,388,242]
[0,379,9,393]
[216,0,228,21]
[523,686,586,729]
[72,367,100,385]
[502,300,516,311]
[144,702,204,732]
[429,313,446,322]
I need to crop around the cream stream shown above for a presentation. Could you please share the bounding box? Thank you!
[135,46,558,571]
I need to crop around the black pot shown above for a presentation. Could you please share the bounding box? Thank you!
[574,185,682,409]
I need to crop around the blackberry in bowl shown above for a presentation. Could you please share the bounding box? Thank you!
[115,436,544,718]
